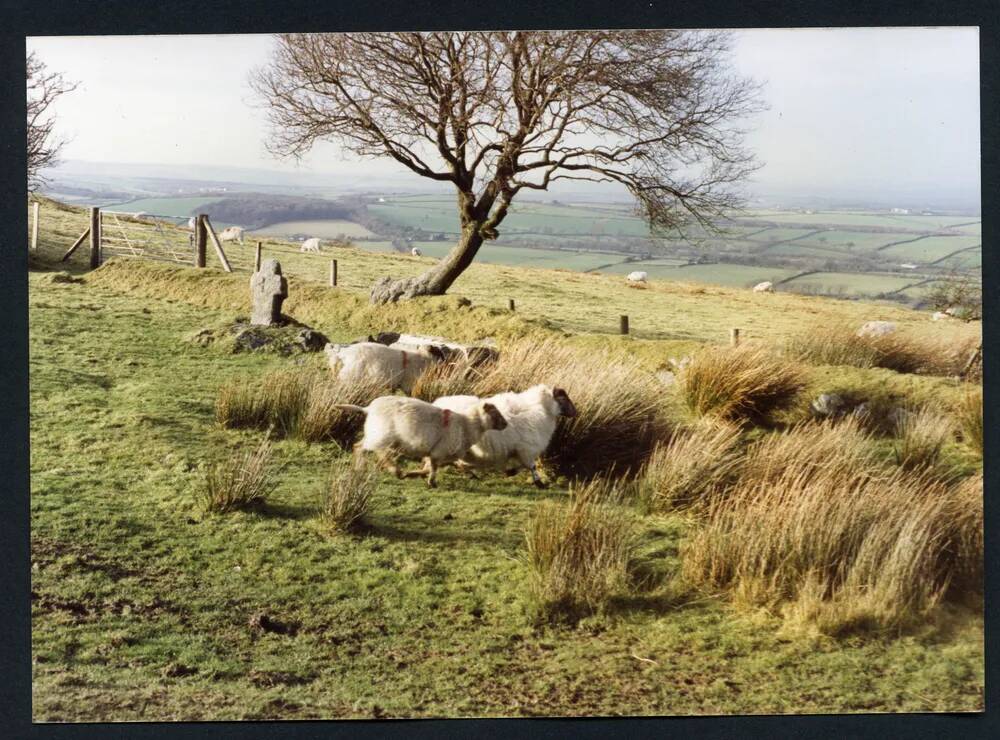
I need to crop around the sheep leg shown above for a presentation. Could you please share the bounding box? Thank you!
[424,457,438,488]
[515,450,547,489]
[454,460,480,480]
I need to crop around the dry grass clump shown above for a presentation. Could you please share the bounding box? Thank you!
[677,344,807,423]
[216,369,386,448]
[681,463,982,634]
[740,417,884,488]
[200,436,279,514]
[525,478,637,621]
[786,323,977,376]
[956,387,983,457]
[296,376,388,446]
[410,358,480,402]
[638,421,743,513]
[321,459,379,533]
[215,369,311,436]
[893,405,954,471]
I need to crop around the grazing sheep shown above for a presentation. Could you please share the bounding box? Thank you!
[411,247,422,257]
[857,320,896,338]
[389,334,499,367]
[752,281,774,293]
[187,216,197,230]
[219,226,245,245]
[327,341,448,394]
[434,385,577,488]
[341,396,507,487]
[301,237,322,253]
[626,271,648,284]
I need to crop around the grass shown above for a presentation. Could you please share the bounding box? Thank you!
[525,479,638,622]
[215,369,386,448]
[681,464,982,635]
[28,210,985,718]
[957,387,983,457]
[321,460,379,533]
[200,436,279,514]
[677,344,808,423]
[637,422,743,513]
[893,405,954,472]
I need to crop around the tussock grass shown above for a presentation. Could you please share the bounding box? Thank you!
[740,417,884,488]
[321,459,379,533]
[525,478,637,621]
[638,421,743,513]
[893,405,954,471]
[410,358,480,402]
[787,323,978,376]
[216,370,386,447]
[215,369,311,436]
[677,344,807,423]
[957,387,983,457]
[681,463,982,634]
[200,436,279,513]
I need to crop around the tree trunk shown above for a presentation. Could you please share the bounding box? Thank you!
[370,226,485,304]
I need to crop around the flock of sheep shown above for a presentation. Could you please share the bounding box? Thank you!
[326,336,577,488]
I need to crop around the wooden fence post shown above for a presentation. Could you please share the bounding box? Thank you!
[61,228,90,262]
[89,207,101,268]
[730,328,740,346]
[31,201,39,250]
[254,241,262,272]
[620,315,629,335]
[508,298,515,311]
[194,214,207,268]
[330,259,338,287]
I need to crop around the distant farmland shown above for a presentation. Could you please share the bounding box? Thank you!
[104,196,223,218]
[255,219,377,238]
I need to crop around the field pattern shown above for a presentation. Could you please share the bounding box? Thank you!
[254,220,377,238]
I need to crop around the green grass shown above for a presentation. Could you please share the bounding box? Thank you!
[29,229,984,719]
[880,236,983,263]
[785,230,901,252]
[782,272,918,296]
[254,220,377,238]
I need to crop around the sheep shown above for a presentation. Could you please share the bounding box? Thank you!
[857,320,896,338]
[326,341,448,394]
[626,270,648,284]
[301,237,322,253]
[388,334,499,368]
[219,226,245,245]
[433,385,577,488]
[752,281,774,293]
[411,247,422,257]
[340,396,508,487]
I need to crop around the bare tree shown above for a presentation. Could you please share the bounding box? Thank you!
[253,31,763,303]
[27,51,77,192]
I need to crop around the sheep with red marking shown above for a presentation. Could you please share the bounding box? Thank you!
[339,396,507,487]
[326,341,449,394]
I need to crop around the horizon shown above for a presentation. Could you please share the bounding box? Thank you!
[28,28,982,209]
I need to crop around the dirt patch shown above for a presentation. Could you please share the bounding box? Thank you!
[248,612,301,636]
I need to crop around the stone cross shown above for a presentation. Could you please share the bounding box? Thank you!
[250,258,288,326]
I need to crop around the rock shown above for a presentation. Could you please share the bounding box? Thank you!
[752,281,774,293]
[250,259,288,326]
[887,406,909,430]
[811,393,846,417]
[945,306,973,321]
[857,320,896,338]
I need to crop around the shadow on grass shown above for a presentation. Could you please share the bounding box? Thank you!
[365,520,525,552]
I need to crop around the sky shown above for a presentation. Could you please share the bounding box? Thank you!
[27,28,980,205]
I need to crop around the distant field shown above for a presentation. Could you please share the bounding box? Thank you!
[595,262,797,288]
[788,230,899,251]
[355,239,633,271]
[104,196,223,218]
[880,235,982,263]
[255,220,376,238]
[746,227,823,244]
[782,271,917,295]
[937,249,982,271]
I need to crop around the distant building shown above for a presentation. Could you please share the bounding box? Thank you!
[891,207,910,214]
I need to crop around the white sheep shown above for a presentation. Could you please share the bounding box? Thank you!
[326,341,448,394]
[626,271,648,284]
[752,281,774,293]
[433,384,577,488]
[301,237,322,253]
[219,226,245,245]
[340,395,508,487]
[411,247,422,257]
[857,320,896,338]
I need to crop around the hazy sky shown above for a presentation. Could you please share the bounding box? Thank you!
[27,28,980,202]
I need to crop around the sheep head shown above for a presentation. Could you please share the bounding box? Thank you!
[552,387,578,418]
